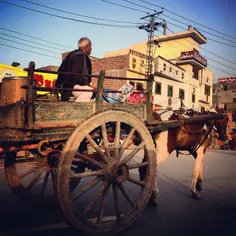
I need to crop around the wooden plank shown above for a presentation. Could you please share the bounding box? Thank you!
[95,70,105,113]
[26,61,36,129]
[145,74,154,124]
[34,101,94,123]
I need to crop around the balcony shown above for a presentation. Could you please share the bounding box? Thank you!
[176,50,207,69]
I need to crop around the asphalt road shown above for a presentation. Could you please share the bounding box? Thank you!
[0,150,236,236]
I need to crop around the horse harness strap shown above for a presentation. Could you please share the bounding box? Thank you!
[176,120,217,157]
[191,119,217,153]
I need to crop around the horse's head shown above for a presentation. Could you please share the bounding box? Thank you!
[214,115,229,141]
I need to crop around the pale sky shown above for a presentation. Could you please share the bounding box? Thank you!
[0,0,236,81]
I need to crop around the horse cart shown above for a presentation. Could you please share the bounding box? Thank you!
[0,62,226,235]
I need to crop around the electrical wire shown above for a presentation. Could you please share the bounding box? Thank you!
[138,0,236,40]
[0,36,61,54]
[101,0,149,14]
[123,0,236,45]
[0,42,61,59]
[0,27,73,50]
[0,32,68,52]
[21,0,140,25]
[161,15,236,46]
[0,28,104,56]
[1,0,136,28]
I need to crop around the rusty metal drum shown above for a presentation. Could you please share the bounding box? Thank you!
[0,76,27,105]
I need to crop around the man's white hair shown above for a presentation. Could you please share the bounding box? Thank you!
[78,37,91,48]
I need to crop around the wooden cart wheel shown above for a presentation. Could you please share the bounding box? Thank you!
[4,151,56,206]
[57,110,157,236]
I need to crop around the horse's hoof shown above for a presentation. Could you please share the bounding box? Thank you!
[147,198,157,207]
[196,179,202,192]
[191,191,202,199]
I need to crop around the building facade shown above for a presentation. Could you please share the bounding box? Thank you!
[213,77,236,137]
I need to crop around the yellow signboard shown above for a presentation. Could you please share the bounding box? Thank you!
[0,64,57,92]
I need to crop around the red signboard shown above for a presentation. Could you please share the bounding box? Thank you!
[218,77,236,83]
[181,50,207,67]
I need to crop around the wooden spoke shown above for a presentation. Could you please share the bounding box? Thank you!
[19,164,43,179]
[114,121,121,158]
[128,161,149,170]
[122,142,146,164]
[75,152,104,169]
[26,166,47,191]
[112,183,121,220]
[97,183,110,224]
[70,169,106,179]
[117,183,136,208]
[72,176,103,201]
[127,176,146,187]
[40,169,50,196]
[50,171,56,194]
[101,123,111,159]
[86,134,109,163]
[83,181,109,217]
[119,128,136,157]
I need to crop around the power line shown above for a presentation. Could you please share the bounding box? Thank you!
[0,36,62,55]
[123,0,154,12]
[123,0,236,45]
[0,32,66,51]
[1,0,136,28]
[164,20,236,49]
[101,0,148,14]
[21,0,139,25]
[161,14,236,46]
[0,28,104,56]
[0,27,72,50]
[0,42,61,59]
[138,0,236,40]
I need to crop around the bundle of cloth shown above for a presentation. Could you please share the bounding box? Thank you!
[102,84,134,103]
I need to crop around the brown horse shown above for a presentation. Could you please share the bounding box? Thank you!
[139,109,228,203]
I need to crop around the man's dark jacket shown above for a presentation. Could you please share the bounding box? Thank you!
[61,49,92,101]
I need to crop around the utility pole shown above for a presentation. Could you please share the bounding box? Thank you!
[139,11,164,78]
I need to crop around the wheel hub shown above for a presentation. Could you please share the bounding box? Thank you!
[107,162,129,183]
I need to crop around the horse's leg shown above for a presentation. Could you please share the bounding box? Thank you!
[196,159,203,192]
[190,147,204,199]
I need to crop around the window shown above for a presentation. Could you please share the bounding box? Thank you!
[169,67,172,72]
[192,94,195,103]
[130,81,135,88]
[176,70,178,75]
[167,85,173,97]
[205,85,211,96]
[201,106,205,113]
[163,63,166,71]
[155,82,161,94]
[136,83,144,91]
[182,72,184,79]
[179,89,185,99]
[192,67,199,79]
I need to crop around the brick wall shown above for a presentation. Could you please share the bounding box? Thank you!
[92,55,129,90]
[92,69,127,90]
